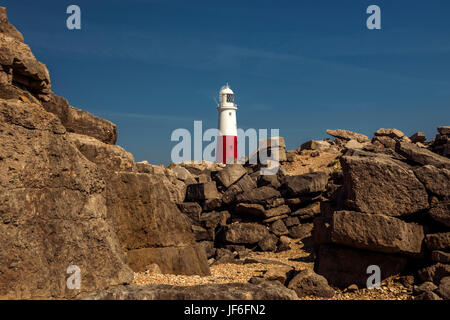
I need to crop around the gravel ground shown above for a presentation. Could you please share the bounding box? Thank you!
[133,237,413,300]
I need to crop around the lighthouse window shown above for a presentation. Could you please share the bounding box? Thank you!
[226,94,234,103]
[229,112,232,116]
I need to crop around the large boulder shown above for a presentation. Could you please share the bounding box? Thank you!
[185,181,221,202]
[340,154,429,216]
[315,244,408,288]
[331,211,424,255]
[105,172,210,275]
[0,99,133,299]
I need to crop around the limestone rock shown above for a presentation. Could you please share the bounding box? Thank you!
[235,203,266,218]
[0,7,23,41]
[418,263,450,284]
[331,211,424,255]
[413,281,437,295]
[258,234,279,252]
[265,204,291,219]
[222,174,257,204]
[431,251,450,264]
[429,201,450,227]
[315,244,408,288]
[438,277,450,300]
[42,93,117,144]
[414,165,450,197]
[300,140,331,151]
[283,172,329,196]
[234,186,281,205]
[224,223,269,244]
[396,141,450,169]
[287,269,335,298]
[270,219,289,236]
[105,172,210,275]
[67,133,136,172]
[374,128,410,142]
[289,223,313,239]
[214,164,246,188]
[340,154,428,216]
[326,129,369,143]
[410,132,426,143]
[424,233,450,251]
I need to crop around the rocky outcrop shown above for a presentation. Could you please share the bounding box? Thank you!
[0,99,134,299]
[0,7,209,299]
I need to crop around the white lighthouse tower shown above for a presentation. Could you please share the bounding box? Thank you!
[216,83,238,164]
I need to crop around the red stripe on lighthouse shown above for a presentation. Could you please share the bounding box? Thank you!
[216,135,237,164]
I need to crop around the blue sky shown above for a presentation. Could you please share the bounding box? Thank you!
[3,0,450,165]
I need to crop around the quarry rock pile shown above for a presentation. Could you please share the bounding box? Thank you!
[313,128,450,300]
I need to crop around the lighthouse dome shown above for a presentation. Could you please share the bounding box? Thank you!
[220,84,234,95]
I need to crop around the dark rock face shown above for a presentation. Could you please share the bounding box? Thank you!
[429,202,450,227]
[287,269,334,298]
[424,233,450,251]
[235,203,265,218]
[417,263,450,284]
[331,211,424,255]
[340,154,428,216]
[234,186,280,205]
[186,181,221,202]
[315,245,408,288]
[80,282,298,300]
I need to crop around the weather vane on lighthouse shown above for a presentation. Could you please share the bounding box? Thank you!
[216,83,238,164]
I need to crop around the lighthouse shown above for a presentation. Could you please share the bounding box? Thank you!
[216,84,238,164]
